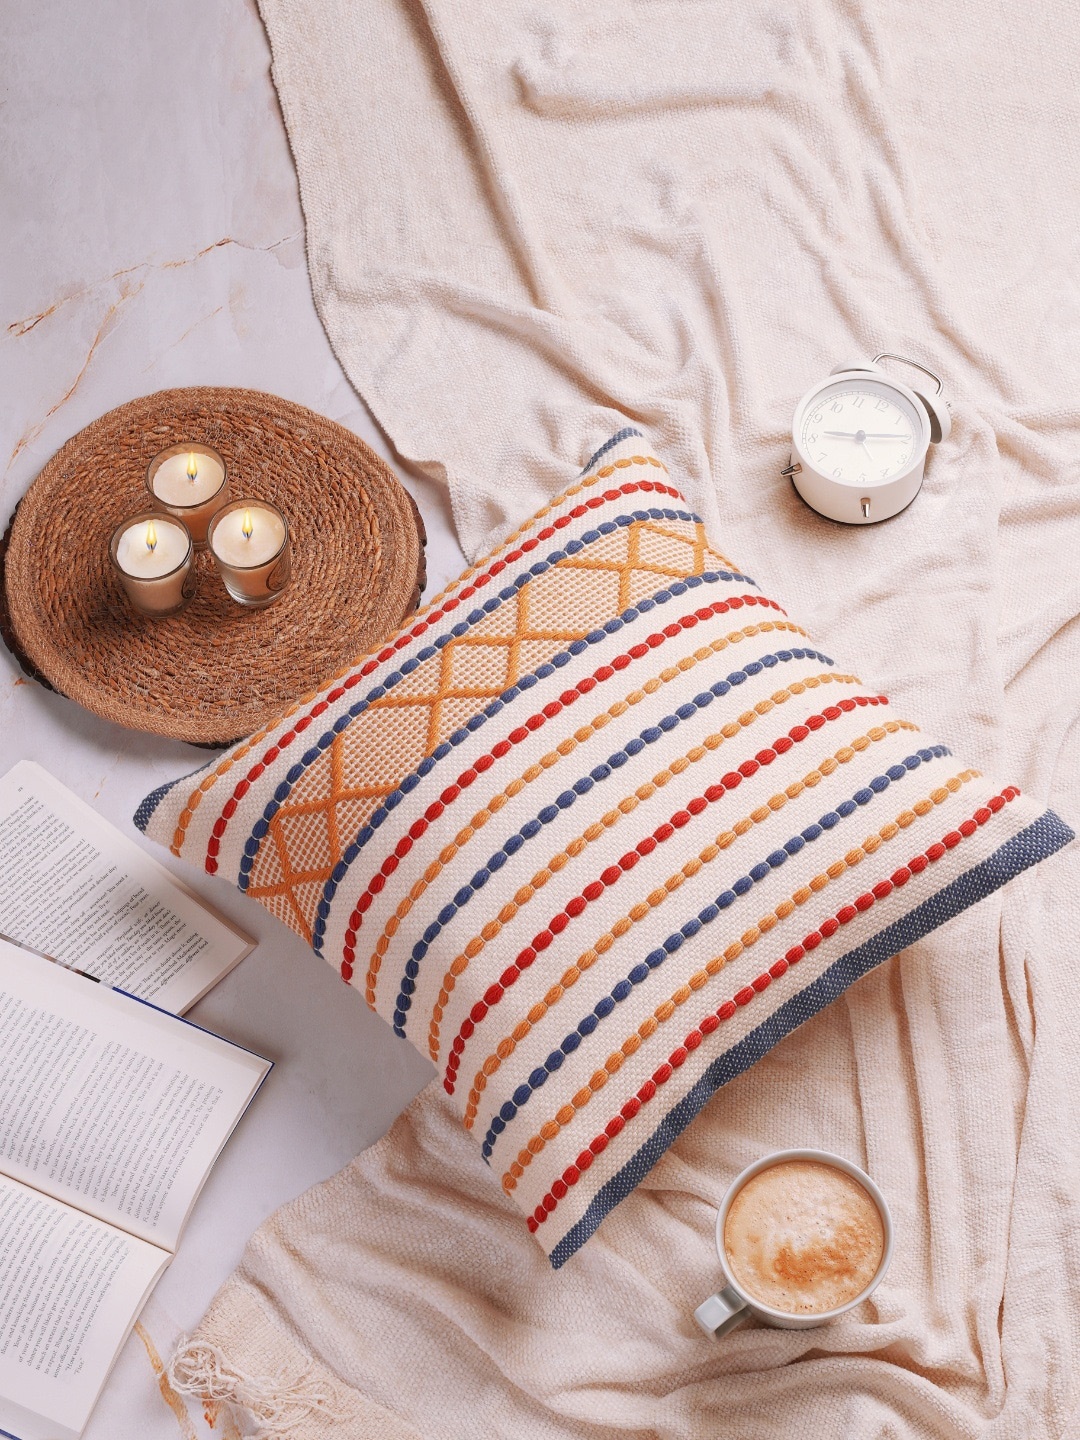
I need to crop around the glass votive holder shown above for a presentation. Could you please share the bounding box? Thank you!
[109,511,195,618]
[207,499,291,608]
[146,442,230,548]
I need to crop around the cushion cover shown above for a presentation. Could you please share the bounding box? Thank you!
[137,434,1073,1266]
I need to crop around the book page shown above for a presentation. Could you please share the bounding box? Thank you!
[0,941,271,1252]
[0,762,253,1016]
[0,1175,168,1440]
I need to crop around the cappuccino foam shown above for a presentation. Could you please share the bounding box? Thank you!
[723,1160,884,1315]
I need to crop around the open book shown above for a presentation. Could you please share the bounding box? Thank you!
[0,762,253,1016]
[0,940,271,1440]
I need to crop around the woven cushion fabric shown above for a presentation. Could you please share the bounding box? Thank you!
[137,432,1073,1267]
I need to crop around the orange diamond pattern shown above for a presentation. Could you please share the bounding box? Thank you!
[245,517,733,937]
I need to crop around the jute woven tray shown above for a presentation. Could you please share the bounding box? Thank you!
[1,388,426,746]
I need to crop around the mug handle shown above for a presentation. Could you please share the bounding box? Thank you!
[694,1286,750,1338]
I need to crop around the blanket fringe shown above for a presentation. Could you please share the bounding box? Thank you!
[168,1335,345,1438]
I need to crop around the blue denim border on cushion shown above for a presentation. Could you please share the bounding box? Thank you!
[548,808,1075,1268]
[134,752,219,834]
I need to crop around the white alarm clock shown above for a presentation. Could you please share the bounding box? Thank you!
[782,353,950,524]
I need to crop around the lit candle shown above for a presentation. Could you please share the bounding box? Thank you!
[207,499,291,608]
[109,512,194,616]
[146,443,229,546]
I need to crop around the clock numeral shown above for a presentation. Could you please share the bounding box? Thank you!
[874,399,889,411]
[831,401,842,412]
[808,433,818,443]
[881,468,890,477]
[818,454,827,463]
[833,468,844,478]
[852,396,865,409]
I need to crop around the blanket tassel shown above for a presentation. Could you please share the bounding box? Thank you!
[168,1335,344,1437]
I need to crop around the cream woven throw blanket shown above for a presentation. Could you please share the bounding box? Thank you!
[174,0,1080,1434]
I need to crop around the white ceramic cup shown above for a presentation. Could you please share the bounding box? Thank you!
[694,1148,893,1338]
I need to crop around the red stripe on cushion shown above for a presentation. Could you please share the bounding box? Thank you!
[443,696,886,1092]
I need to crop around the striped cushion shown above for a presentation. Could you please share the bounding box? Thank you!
[136,433,1072,1267]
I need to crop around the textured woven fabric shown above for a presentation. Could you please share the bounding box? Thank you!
[138,435,1071,1265]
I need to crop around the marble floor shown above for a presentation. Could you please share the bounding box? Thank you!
[1,0,465,1432]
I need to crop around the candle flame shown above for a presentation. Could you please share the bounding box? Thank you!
[242,508,254,540]
[186,452,199,481]
[145,519,158,553]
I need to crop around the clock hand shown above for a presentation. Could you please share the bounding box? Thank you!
[822,431,907,439]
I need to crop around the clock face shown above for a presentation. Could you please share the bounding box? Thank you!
[797,380,925,486]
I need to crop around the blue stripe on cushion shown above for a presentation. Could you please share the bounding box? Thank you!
[390,644,840,1036]
[580,428,646,476]
[480,745,949,1156]
[548,808,1075,1268]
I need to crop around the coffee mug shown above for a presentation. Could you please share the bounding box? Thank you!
[694,1148,893,1337]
